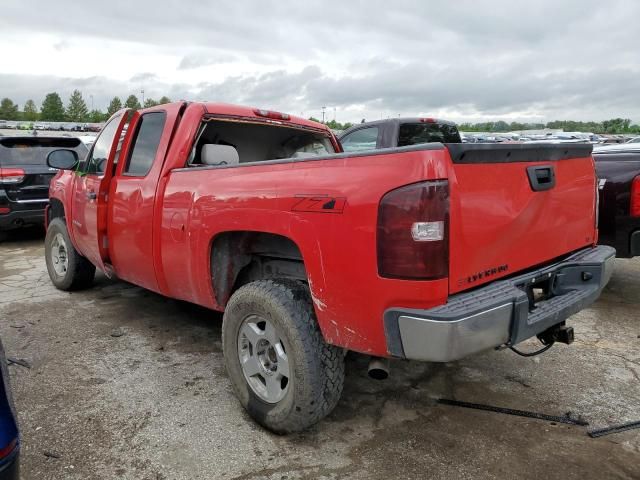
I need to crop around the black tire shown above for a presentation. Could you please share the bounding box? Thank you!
[45,218,96,291]
[222,279,345,433]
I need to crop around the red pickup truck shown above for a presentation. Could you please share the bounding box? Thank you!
[44,102,615,433]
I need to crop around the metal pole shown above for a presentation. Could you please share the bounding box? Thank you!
[321,106,326,123]
[141,89,145,106]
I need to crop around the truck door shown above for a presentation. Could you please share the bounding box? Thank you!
[108,105,181,292]
[71,111,130,272]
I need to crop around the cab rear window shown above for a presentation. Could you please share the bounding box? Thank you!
[398,123,461,146]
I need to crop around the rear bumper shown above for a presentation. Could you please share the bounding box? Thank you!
[0,447,19,480]
[384,245,616,362]
[631,230,640,257]
[0,208,46,230]
[0,192,47,230]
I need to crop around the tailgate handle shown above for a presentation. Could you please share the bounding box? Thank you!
[527,165,555,192]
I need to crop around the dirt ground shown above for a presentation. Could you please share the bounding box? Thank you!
[1,228,639,480]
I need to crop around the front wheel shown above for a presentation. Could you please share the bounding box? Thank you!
[45,218,96,291]
[222,279,345,433]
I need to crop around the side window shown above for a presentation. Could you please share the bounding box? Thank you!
[84,115,123,175]
[124,112,166,176]
[340,127,379,152]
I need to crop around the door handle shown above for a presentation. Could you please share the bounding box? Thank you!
[86,191,97,200]
[526,165,556,192]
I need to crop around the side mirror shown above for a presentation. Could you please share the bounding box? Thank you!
[47,149,78,170]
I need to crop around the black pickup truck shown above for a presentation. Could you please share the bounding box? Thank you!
[0,137,88,238]
[338,117,461,151]
[594,147,640,258]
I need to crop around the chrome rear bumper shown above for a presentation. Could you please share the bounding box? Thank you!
[384,245,616,362]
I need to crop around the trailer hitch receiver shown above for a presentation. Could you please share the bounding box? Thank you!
[538,324,574,346]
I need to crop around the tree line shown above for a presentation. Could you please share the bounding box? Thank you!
[458,118,640,134]
[0,91,172,123]
[1,93,638,134]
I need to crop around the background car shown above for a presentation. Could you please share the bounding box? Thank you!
[0,338,19,479]
[594,146,640,257]
[0,136,88,238]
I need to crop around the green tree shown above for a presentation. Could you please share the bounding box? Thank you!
[106,97,122,117]
[158,96,171,105]
[88,109,106,123]
[66,89,89,122]
[23,99,38,121]
[143,98,158,108]
[40,92,66,121]
[124,94,141,110]
[0,98,19,120]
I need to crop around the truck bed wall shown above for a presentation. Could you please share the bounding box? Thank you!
[159,145,450,356]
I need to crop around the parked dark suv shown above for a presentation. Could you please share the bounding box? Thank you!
[0,136,88,237]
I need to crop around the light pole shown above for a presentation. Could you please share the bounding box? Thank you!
[321,106,326,123]
[90,94,94,111]
[141,89,145,106]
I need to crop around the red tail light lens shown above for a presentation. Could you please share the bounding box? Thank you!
[0,168,25,184]
[0,438,17,460]
[377,180,449,279]
[632,175,640,218]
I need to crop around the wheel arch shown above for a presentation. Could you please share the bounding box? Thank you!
[210,231,309,308]
[47,198,66,225]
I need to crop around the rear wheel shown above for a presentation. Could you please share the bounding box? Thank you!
[45,218,96,291]
[222,279,345,433]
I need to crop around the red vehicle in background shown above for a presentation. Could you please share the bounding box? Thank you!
[43,101,614,432]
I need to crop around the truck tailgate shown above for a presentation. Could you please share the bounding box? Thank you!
[446,143,597,294]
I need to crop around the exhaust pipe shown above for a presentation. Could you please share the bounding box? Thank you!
[368,357,389,380]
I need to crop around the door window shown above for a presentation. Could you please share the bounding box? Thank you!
[340,127,379,152]
[124,112,166,176]
[84,114,124,175]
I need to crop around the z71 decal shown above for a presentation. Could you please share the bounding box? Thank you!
[292,195,346,214]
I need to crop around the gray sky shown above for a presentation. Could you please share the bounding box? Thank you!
[1,0,639,123]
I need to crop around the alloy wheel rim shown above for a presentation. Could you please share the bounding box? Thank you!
[237,314,290,404]
[50,233,68,277]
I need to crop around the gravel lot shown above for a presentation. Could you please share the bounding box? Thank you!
[1,229,639,480]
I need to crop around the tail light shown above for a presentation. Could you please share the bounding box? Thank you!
[0,168,25,184]
[0,438,17,460]
[632,175,640,218]
[377,180,449,279]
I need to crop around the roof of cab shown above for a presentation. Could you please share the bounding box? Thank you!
[198,102,329,131]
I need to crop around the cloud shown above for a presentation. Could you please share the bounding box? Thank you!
[129,72,158,83]
[1,0,639,122]
[178,53,237,70]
